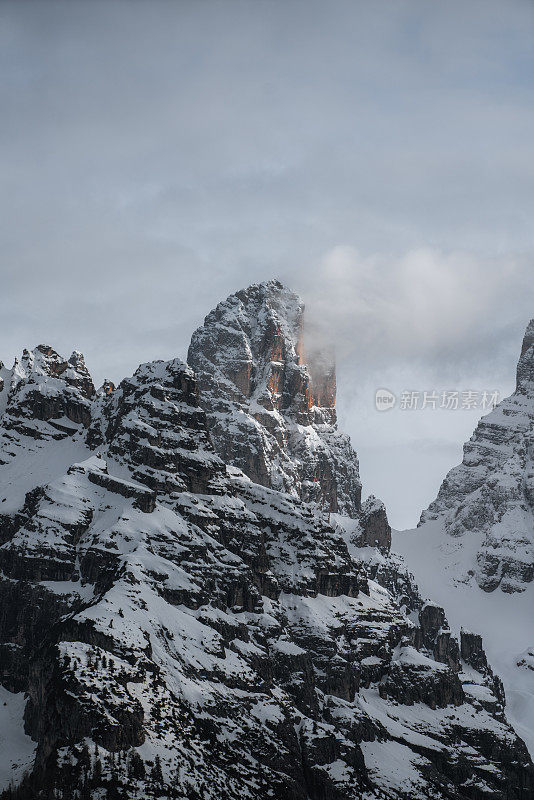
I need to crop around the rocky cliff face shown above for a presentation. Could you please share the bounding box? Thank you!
[188,281,363,515]
[0,296,532,800]
[420,319,534,594]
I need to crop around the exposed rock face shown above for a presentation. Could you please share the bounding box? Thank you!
[418,603,460,671]
[461,630,489,673]
[420,319,534,594]
[188,280,362,516]
[356,496,392,552]
[0,300,533,799]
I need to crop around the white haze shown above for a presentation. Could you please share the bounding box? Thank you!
[297,246,532,528]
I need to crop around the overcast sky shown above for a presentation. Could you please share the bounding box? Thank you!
[1,0,533,527]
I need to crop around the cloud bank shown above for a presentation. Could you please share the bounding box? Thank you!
[300,246,533,373]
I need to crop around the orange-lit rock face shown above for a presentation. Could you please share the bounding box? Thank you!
[267,363,283,405]
[296,332,336,411]
[264,326,291,411]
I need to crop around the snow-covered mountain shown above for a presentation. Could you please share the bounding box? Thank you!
[394,318,534,756]
[188,280,391,550]
[418,318,534,594]
[0,286,532,799]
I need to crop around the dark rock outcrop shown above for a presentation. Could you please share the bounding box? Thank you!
[356,496,391,552]
[461,630,489,673]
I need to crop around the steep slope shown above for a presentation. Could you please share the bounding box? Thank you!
[394,319,534,754]
[0,306,532,798]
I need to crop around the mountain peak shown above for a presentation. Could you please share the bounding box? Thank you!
[188,281,362,514]
[517,317,534,392]
[236,277,290,295]
[12,345,95,399]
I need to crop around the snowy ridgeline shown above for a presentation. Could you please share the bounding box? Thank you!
[0,286,532,799]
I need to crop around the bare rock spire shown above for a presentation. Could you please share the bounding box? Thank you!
[188,279,362,515]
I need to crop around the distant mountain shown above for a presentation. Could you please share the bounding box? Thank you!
[420,318,534,594]
[395,318,534,756]
[0,286,532,799]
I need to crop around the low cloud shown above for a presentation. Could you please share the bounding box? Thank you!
[299,246,533,377]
